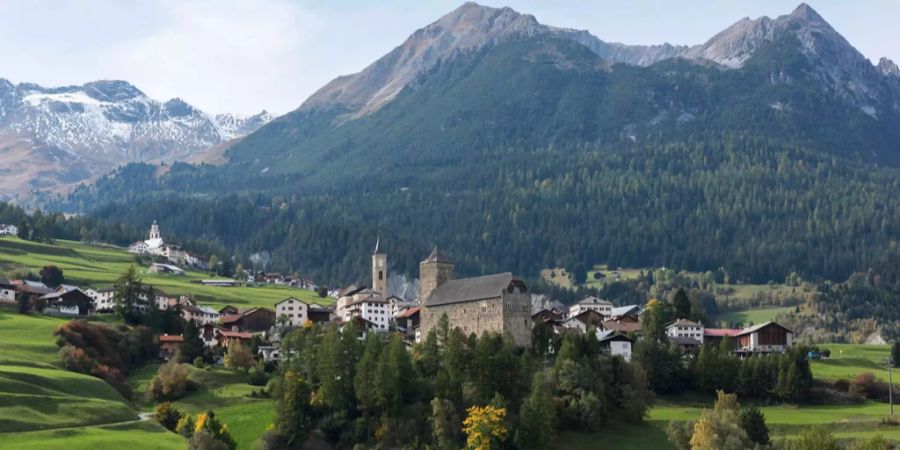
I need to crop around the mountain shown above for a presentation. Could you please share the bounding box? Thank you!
[56,3,900,285]
[0,79,271,199]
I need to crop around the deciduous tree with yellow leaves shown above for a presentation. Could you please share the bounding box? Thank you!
[463,404,508,450]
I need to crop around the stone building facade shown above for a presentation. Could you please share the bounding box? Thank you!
[419,248,532,347]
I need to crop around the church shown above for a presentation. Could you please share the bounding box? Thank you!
[418,247,532,347]
[128,221,166,255]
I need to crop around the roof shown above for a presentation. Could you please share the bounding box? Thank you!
[572,309,606,324]
[218,330,253,339]
[220,313,243,324]
[158,334,184,343]
[704,328,741,337]
[425,272,523,307]
[667,319,702,328]
[397,306,420,319]
[275,297,307,306]
[577,296,611,305]
[610,305,640,317]
[596,329,633,343]
[0,278,13,288]
[338,285,365,298]
[422,246,453,264]
[601,320,642,333]
[737,321,793,336]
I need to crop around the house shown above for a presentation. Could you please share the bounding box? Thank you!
[85,287,117,312]
[341,294,391,331]
[158,334,183,360]
[149,263,186,275]
[735,322,793,354]
[200,279,236,287]
[568,296,613,318]
[418,247,532,348]
[216,329,253,347]
[0,224,18,236]
[0,278,15,303]
[220,307,275,332]
[396,306,420,339]
[41,286,93,316]
[275,297,309,327]
[596,329,633,361]
[258,344,281,363]
[389,297,416,318]
[600,319,642,335]
[182,304,219,325]
[200,323,220,348]
[219,305,239,316]
[14,280,54,305]
[561,309,606,333]
[666,319,704,343]
[308,304,333,324]
[532,308,564,324]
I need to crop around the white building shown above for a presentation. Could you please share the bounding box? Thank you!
[0,224,19,236]
[568,296,613,318]
[0,278,15,302]
[275,297,309,327]
[129,221,166,255]
[666,319,704,343]
[182,304,219,325]
[342,296,390,331]
[596,329,633,361]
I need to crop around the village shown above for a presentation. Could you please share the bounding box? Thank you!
[1,222,795,367]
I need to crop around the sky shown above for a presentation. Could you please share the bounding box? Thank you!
[0,0,896,115]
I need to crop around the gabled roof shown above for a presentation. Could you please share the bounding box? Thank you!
[158,334,184,343]
[572,309,606,324]
[576,296,611,306]
[397,306,420,319]
[737,321,793,336]
[601,320,642,333]
[610,305,640,317]
[596,329,633,343]
[275,297,306,306]
[422,246,453,264]
[704,328,741,337]
[667,319,702,328]
[0,278,13,288]
[426,272,524,307]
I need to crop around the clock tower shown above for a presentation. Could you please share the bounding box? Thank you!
[372,236,388,298]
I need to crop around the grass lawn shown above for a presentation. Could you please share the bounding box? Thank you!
[810,344,892,381]
[714,306,795,326]
[2,421,184,450]
[0,236,329,310]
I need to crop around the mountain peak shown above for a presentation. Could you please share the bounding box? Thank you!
[790,3,825,23]
[82,80,145,101]
[878,57,900,77]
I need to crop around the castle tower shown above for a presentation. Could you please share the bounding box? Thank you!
[149,221,160,240]
[419,246,454,304]
[372,236,388,298]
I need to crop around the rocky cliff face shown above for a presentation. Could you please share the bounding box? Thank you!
[0,79,270,198]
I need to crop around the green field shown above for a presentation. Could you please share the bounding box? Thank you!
[129,363,274,450]
[0,236,328,310]
[714,306,795,326]
[557,423,674,449]
[810,344,892,381]
[2,421,184,450]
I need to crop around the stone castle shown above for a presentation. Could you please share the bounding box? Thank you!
[419,247,532,347]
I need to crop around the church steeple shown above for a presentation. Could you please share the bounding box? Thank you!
[372,235,387,298]
[149,220,160,240]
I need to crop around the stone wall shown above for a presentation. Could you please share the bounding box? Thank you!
[421,290,532,348]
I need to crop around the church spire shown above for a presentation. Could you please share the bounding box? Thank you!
[373,233,384,255]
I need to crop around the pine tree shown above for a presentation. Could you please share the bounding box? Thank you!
[516,372,556,450]
[179,320,205,363]
[672,288,691,319]
[739,406,769,445]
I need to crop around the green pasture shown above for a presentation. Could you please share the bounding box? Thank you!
[714,306,795,326]
[1,421,184,450]
[810,344,892,381]
[0,236,328,309]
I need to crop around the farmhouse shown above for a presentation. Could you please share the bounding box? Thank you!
[561,309,606,332]
[41,286,92,316]
[735,321,793,354]
[396,306,420,340]
[220,307,275,332]
[275,297,309,327]
[182,304,219,325]
[158,334,183,360]
[0,224,19,236]
[418,247,532,347]
[85,287,116,312]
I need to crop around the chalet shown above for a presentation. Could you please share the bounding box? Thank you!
[0,278,15,303]
[666,319,704,343]
[600,318,642,335]
[609,305,641,321]
[596,329,633,361]
[220,307,275,332]
[200,323,220,348]
[158,334,183,360]
[41,286,93,316]
[14,280,54,305]
[85,287,116,312]
[735,322,793,354]
[568,296,613,318]
[275,297,309,327]
[531,308,564,324]
[308,304,334,324]
[219,305,239,316]
[216,329,253,347]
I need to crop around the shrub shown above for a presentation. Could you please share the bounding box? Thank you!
[248,360,269,386]
[224,343,255,371]
[155,402,182,431]
[148,361,195,401]
[194,356,206,369]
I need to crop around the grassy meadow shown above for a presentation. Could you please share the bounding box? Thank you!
[810,344,893,382]
[714,306,795,326]
[0,236,328,310]
[2,421,184,450]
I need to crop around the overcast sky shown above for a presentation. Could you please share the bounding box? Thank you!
[0,1,896,115]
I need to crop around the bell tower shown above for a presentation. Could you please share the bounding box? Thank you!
[372,236,388,298]
[149,220,160,240]
[419,246,454,304]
